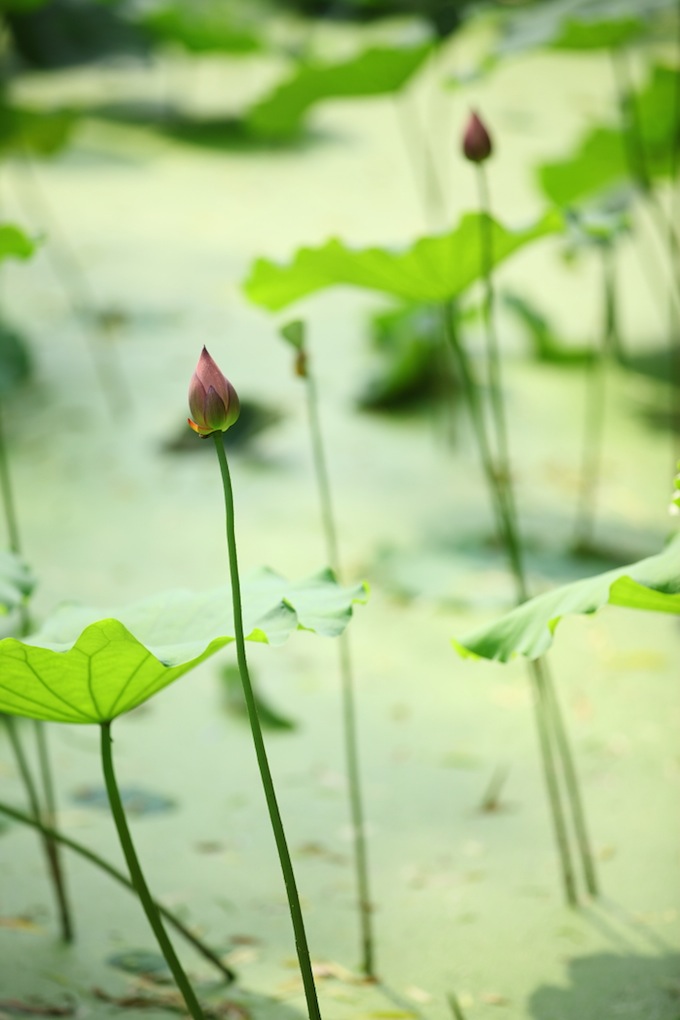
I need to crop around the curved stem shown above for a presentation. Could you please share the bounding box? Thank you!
[212,435,322,1020]
[100,721,205,1020]
[0,797,235,983]
[304,367,375,977]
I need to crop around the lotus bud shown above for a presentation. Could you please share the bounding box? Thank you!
[188,347,240,437]
[462,110,492,164]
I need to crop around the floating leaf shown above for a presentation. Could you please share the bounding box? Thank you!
[453,534,680,662]
[247,43,432,138]
[243,210,564,311]
[71,785,176,816]
[107,949,172,983]
[539,64,680,205]
[496,0,668,56]
[0,105,76,157]
[136,0,262,54]
[0,569,367,724]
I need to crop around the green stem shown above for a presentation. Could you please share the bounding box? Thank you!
[0,797,236,982]
[0,401,21,555]
[0,399,73,938]
[3,716,74,939]
[212,435,322,1020]
[11,153,131,419]
[573,246,615,554]
[536,659,598,897]
[529,661,578,905]
[470,175,598,902]
[475,163,512,477]
[441,301,581,904]
[304,367,375,978]
[100,721,205,1020]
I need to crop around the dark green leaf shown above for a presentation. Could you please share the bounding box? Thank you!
[136,0,262,54]
[0,105,76,157]
[247,43,432,138]
[538,64,680,205]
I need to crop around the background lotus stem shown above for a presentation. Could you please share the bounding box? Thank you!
[0,398,73,939]
[100,721,205,1019]
[303,355,376,978]
[0,797,236,983]
[212,434,322,1020]
[573,244,616,554]
[3,716,73,939]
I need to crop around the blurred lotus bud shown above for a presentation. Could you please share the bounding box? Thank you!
[462,110,492,163]
[188,347,240,437]
[294,350,308,378]
[280,319,308,378]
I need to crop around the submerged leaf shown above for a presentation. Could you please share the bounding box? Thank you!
[243,210,563,311]
[453,535,680,662]
[247,43,432,138]
[0,570,367,724]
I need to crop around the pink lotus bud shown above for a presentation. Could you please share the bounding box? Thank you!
[188,347,240,437]
[462,110,492,163]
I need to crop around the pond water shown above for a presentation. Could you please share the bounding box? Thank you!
[0,15,679,1019]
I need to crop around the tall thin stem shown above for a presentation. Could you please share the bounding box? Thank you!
[304,365,375,977]
[212,435,322,1020]
[100,721,205,1019]
[441,303,577,904]
[0,400,73,939]
[0,797,235,982]
[3,716,73,939]
[10,154,131,419]
[470,168,598,903]
[573,245,615,554]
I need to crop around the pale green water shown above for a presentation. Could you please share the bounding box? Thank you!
[0,16,678,1019]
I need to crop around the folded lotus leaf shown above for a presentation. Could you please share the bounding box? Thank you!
[453,534,680,662]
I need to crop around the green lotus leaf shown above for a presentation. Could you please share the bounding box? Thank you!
[0,569,368,724]
[136,0,262,54]
[496,0,668,57]
[453,534,680,662]
[247,43,432,139]
[539,64,679,205]
[243,209,564,311]
[0,225,36,263]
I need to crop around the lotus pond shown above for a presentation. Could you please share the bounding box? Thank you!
[0,1,679,1018]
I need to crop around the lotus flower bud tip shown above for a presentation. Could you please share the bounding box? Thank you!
[188,346,240,437]
[462,110,493,163]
